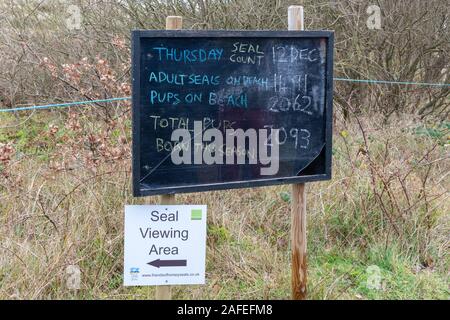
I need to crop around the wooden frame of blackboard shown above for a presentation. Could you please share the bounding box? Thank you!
[132,30,334,197]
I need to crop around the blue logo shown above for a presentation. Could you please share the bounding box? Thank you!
[130,267,140,274]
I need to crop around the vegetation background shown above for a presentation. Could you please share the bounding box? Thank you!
[0,0,448,299]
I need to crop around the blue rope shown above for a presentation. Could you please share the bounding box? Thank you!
[334,77,450,87]
[0,78,448,113]
[0,97,130,113]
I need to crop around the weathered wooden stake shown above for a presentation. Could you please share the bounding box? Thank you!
[151,193,176,299]
[153,194,176,300]
[288,5,307,300]
[146,15,183,300]
[165,15,183,30]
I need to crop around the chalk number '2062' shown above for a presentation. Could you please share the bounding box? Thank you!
[268,94,312,114]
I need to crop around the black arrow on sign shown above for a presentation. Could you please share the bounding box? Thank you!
[147,259,187,268]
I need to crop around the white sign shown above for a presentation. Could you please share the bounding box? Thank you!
[124,205,207,286]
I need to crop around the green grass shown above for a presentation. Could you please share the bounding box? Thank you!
[308,245,448,300]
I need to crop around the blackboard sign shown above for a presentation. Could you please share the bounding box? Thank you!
[132,30,334,196]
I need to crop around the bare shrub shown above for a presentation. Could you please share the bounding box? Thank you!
[0,0,448,119]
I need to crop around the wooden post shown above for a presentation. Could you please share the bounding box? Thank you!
[147,15,183,300]
[153,193,175,300]
[288,5,304,31]
[288,5,307,300]
[165,15,183,30]
[152,193,176,300]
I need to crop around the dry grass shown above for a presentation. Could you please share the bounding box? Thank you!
[0,109,448,299]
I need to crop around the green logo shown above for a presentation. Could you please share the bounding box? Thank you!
[191,209,202,220]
